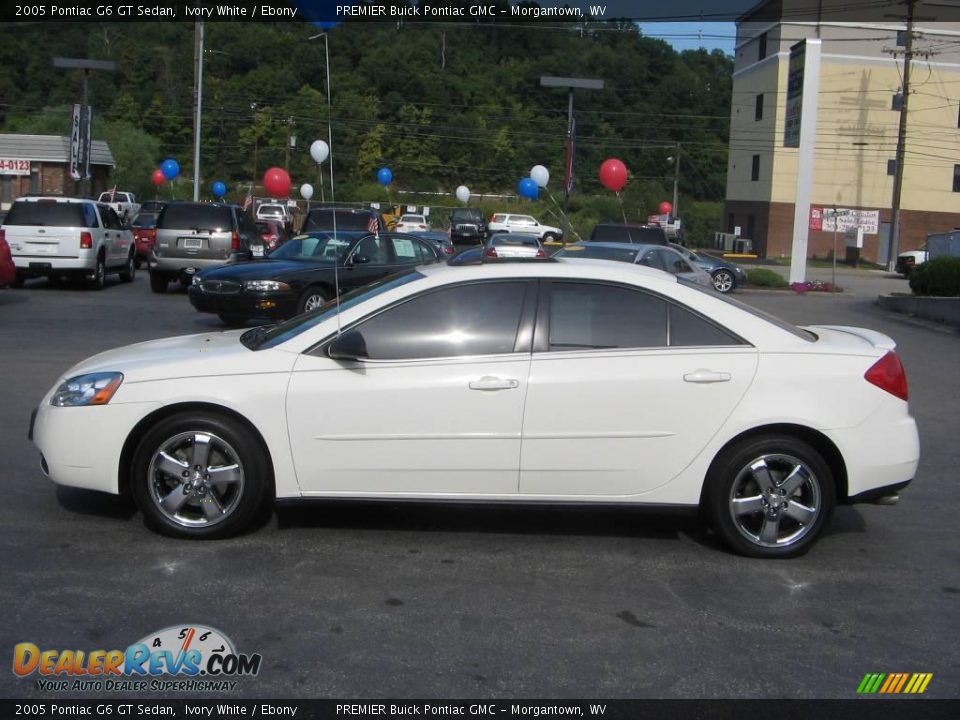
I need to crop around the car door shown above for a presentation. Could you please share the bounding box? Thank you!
[519,280,758,497]
[96,204,123,264]
[286,280,535,495]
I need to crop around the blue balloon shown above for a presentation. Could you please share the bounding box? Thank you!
[377,167,393,186]
[161,158,180,181]
[312,21,340,30]
[518,177,539,200]
[211,181,227,198]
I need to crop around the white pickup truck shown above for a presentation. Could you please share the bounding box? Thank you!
[98,191,140,224]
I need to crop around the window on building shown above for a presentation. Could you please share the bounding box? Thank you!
[755,94,764,121]
[953,165,960,193]
[887,159,897,176]
[758,32,767,60]
[957,102,960,128]
[751,155,760,181]
[892,93,903,111]
[727,213,735,233]
[746,215,756,240]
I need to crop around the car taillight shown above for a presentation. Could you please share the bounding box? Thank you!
[865,351,908,401]
[80,232,93,249]
[536,248,546,257]
[443,246,454,255]
[485,247,498,258]
[231,231,240,251]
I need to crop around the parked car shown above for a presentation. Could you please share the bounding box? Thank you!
[97,190,140,223]
[4,196,136,289]
[554,242,713,288]
[895,245,927,276]
[256,219,288,252]
[255,203,291,226]
[450,207,488,244]
[409,230,455,257]
[139,200,167,215]
[149,202,264,294]
[188,231,444,326]
[484,233,546,259]
[0,230,15,287]
[670,243,749,294]
[394,214,431,233]
[302,207,385,234]
[131,212,159,267]
[488,213,562,242]
[31,257,919,558]
[588,222,669,245]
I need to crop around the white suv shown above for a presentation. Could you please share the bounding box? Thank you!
[3,196,136,289]
[488,213,562,241]
[255,203,291,225]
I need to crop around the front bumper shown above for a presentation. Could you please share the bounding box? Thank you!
[188,286,299,320]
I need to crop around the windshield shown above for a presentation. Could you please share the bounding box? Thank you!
[160,204,232,232]
[244,269,426,350]
[304,209,378,232]
[267,233,356,262]
[4,200,87,227]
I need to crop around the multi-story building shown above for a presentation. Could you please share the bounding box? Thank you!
[725,2,960,263]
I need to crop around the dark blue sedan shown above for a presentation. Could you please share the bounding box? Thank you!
[670,243,748,293]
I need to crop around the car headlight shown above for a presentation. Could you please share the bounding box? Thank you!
[50,372,124,407]
[192,275,202,286]
[243,280,290,291]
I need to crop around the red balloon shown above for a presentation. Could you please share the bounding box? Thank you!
[151,168,165,186]
[658,201,673,215]
[599,158,628,192]
[262,167,291,198]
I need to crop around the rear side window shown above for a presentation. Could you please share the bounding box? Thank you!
[559,245,639,263]
[304,210,377,232]
[590,225,628,242]
[548,282,667,350]
[159,204,233,232]
[635,227,668,245]
[491,214,507,223]
[4,201,88,227]
[669,305,742,346]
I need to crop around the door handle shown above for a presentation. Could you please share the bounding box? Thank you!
[683,369,732,384]
[468,376,520,391]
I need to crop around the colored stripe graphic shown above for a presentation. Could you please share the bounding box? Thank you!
[857,673,932,694]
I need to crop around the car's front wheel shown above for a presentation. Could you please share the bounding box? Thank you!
[704,435,835,558]
[297,286,330,314]
[131,412,271,539]
[712,269,736,293]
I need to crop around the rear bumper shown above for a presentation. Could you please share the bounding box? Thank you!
[14,253,97,275]
[149,251,250,276]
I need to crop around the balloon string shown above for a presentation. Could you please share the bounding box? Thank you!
[617,192,627,224]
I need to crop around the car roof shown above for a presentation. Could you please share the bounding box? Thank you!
[13,196,90,204]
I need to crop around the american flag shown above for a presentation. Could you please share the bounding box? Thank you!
[368,216,379,234]
[242,185,253,211]
[564,118,576,195]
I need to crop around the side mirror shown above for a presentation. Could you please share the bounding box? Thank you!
[351,254,370,265]
[327,330,368,361]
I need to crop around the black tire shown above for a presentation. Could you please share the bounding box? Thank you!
[297,285,330,315]
[12,275,25,289]
[119,250,136,283]
[543,232,560,243]
[703,435,835,558]
[130,412,272,539]
[712,269,736,294]
[218,314,247,328]
[89,253,106,290]
[149,272,168,294]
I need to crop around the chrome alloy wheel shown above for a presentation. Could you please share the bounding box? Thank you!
[147,431,245,528]
[712,269,734,293]
[727,453,822,549]
[303,293,326,312]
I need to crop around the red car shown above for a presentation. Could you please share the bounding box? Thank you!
[131,212,159,267]
[256,219,288,252]
[0,230,15,287]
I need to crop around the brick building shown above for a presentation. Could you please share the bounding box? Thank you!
[0,134,114,210]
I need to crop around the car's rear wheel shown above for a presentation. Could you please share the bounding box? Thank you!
[149,272,168,294]
[218,314,247,328]
[119,249,136,283]
[131,412,271,539]
[543,232,560,242]
[298,286,330,314]
[89,253,106,290]
[704,435,835,558]
[712,269,735,293]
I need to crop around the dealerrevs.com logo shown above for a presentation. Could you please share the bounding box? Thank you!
[13,624,262,692]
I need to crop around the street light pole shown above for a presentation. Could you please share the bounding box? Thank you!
[192,21,205,201]
[672,142,681,216]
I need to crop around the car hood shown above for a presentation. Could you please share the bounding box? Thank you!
[199,259,331,280]
[59,331,296,385]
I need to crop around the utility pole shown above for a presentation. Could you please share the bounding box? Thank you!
[886,0,915,271]
[671,142,681,216]
[192,21,205,202]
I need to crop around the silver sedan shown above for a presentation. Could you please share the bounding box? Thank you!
[554,242,714,288]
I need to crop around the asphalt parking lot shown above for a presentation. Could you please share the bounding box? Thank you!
[0,267,957,700]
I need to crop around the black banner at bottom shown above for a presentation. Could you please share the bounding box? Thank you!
[2,699,959,720]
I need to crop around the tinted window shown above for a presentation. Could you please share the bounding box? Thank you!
[5,200,87,227]
[493,235,538,247]
[669,305,742,346]
[304,209,377,232]
[557,245,639,263]
[133,213,158,229]
[159,203,233,232]
[547,283,667,350]
[269,234,352,261]
[352,282,527,360]
[83,203,100,229]
[99,205,122,229]
[352,235,390,264]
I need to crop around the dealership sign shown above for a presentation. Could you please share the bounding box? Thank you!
[0,158,30,176]
[810,207,879,235]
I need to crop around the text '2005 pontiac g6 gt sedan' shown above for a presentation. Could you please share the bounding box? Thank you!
[30,258,919,558]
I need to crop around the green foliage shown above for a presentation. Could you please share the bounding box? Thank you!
[678,200,723,246]
[747,268,789,288]
[909,256,960,297]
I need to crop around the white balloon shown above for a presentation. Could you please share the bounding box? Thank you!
[300,183,314,201]
[530,164,550,188]
[310,139,329,164]
[455,185,470,203]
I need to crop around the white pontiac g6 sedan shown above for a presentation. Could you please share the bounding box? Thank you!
[30,259,920,557]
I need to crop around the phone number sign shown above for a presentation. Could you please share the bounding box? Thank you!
[0,159,31,176]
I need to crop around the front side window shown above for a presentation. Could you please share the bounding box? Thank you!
[351,235,390,264]
[391,236,424,262]
[347,282,527,360]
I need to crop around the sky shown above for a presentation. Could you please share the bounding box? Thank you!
[636,22,736,54]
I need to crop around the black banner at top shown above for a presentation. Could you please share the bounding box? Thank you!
[2,0,959,24]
